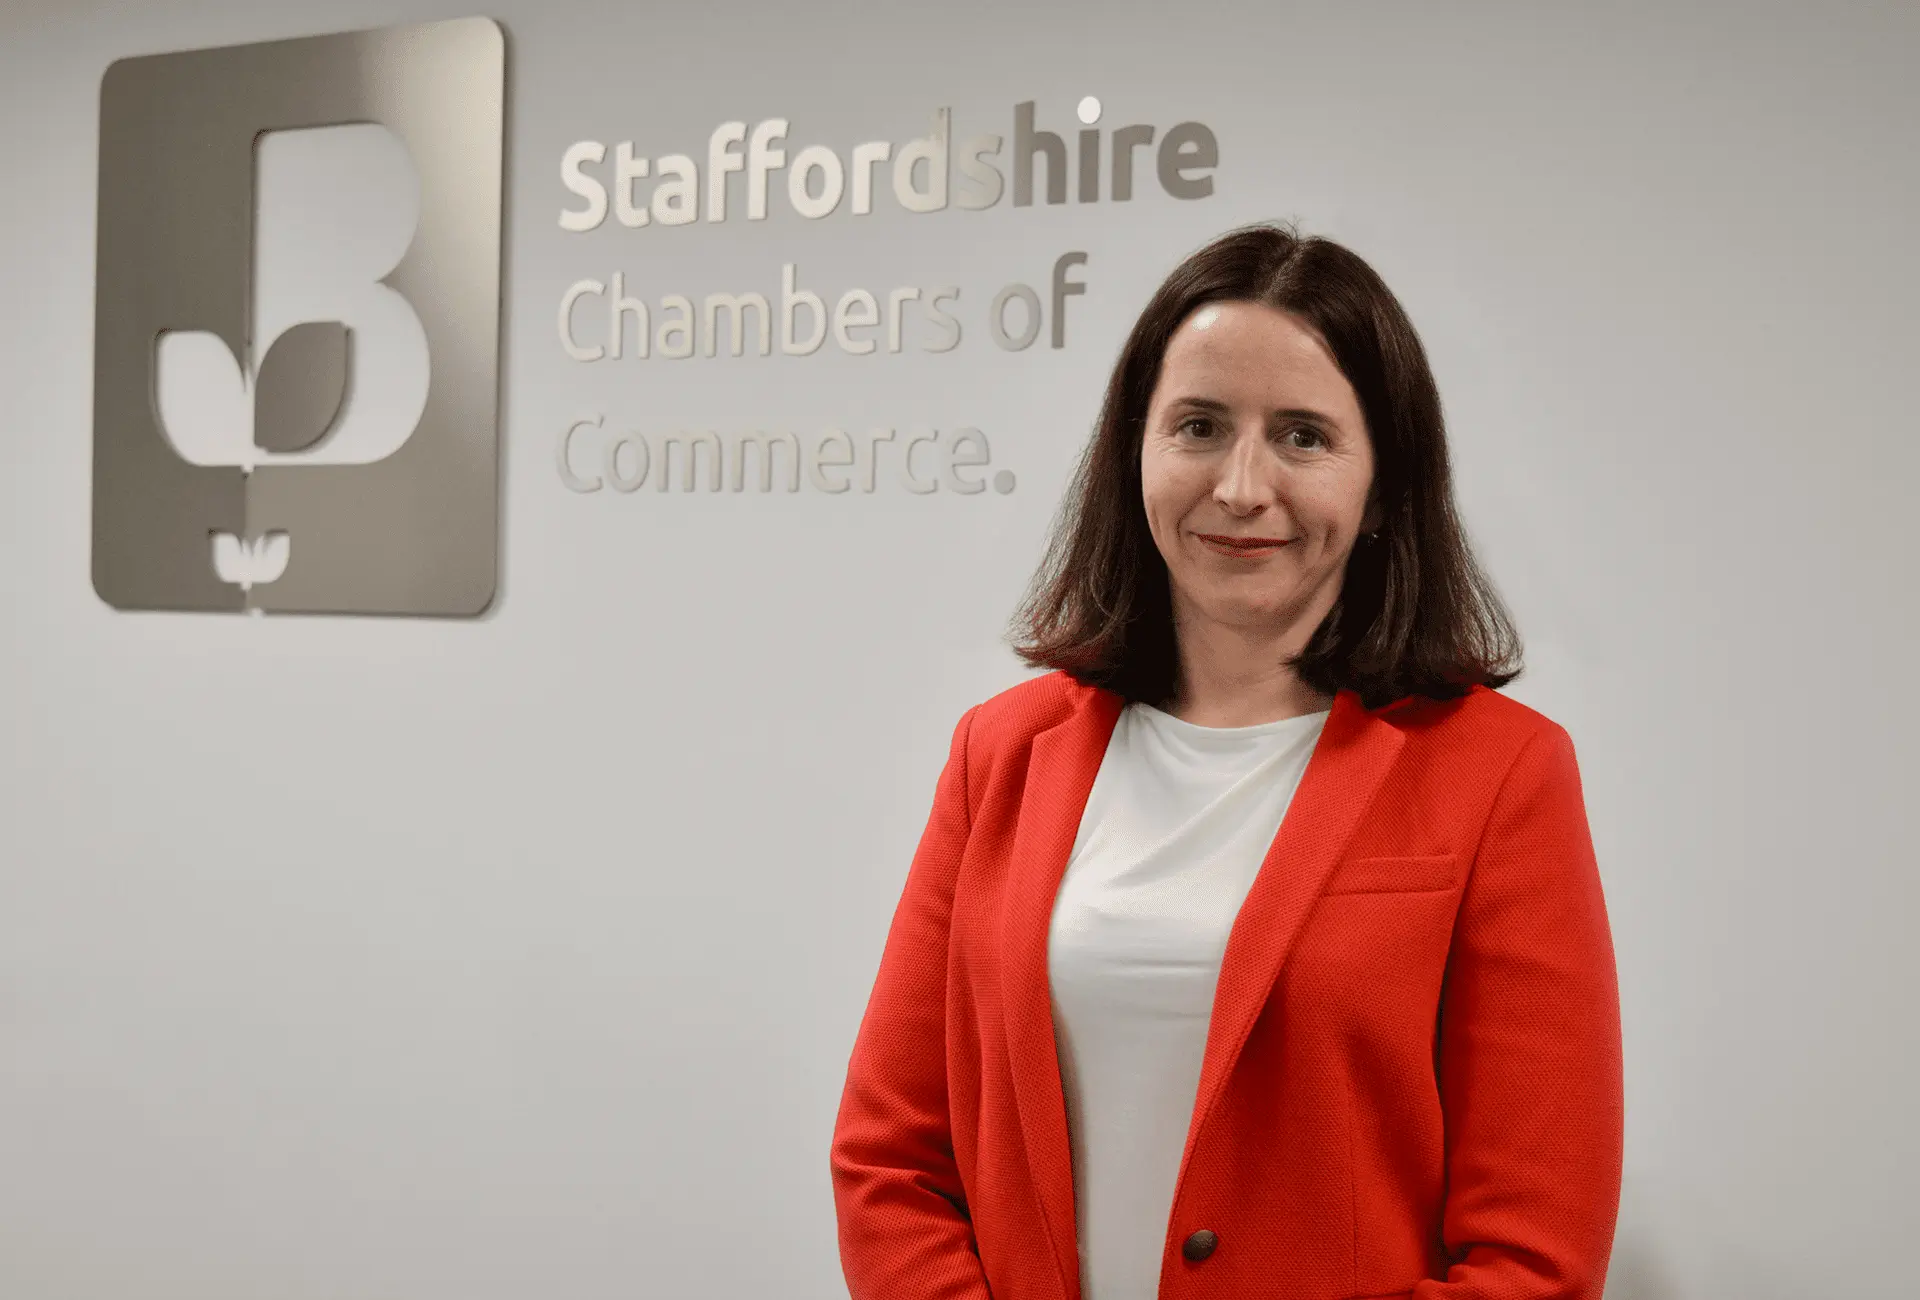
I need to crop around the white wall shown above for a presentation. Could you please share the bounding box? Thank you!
[2,1,1916,1297]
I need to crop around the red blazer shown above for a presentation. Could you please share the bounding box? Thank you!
[830,671,1623,1300]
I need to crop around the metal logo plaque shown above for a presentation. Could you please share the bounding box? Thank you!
[91,17,505,616]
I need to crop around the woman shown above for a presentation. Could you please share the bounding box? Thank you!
[829,224,1623,1300]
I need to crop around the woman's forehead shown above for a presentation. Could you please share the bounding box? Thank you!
[1157,303,1354,408]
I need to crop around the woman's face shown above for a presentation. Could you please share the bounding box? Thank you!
[1140,299,1380,642]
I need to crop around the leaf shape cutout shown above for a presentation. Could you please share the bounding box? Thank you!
[254,320,350,454]
[154,330,252,466]
[249,532,291,584]
[210,532,247,585]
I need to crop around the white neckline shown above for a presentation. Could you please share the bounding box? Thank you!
[1132,701,1332,740]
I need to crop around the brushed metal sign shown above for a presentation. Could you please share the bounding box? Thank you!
[91,17,505,615]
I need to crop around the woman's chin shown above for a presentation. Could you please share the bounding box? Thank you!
[1186,591,1309,635]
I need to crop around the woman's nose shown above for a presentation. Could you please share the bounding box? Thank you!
[1213,430,1274,514]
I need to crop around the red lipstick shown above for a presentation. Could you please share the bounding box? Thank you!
[1195,532,1292,558]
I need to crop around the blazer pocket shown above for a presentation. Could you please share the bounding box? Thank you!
[1322,852,1460,895]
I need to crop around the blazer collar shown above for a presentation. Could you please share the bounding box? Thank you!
[997,684,1408,1300]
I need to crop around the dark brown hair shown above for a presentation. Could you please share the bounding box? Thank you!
[1010,221,1522,711]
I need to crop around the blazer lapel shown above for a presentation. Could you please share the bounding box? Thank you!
[999,685,1123,1300]
[1173,686,1407,1193]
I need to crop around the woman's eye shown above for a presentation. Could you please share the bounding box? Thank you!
[1177,417,1215,439]
[1285,425,1326,450]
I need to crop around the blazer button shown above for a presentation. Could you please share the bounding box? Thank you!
[1181,1229,1218,1262]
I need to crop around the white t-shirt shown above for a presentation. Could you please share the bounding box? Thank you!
[1046,699,1331,1300]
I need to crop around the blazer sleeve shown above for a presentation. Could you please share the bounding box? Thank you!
[1416,723,1626,1300]
[830,707,994,1300]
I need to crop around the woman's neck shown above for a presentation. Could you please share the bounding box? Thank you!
[1165,612,1335,728]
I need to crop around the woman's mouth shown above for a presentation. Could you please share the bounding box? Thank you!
[1195,532,1293,558]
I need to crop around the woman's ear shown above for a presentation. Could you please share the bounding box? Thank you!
[1360,491,1385,536]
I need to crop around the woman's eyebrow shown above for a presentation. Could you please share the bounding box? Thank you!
[1165,395,1340,426]
[1269,406,1340,428]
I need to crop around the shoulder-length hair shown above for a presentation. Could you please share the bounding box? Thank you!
[1010,221,1522,711]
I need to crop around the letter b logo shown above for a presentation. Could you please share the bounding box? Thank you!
[91,19,505,615]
